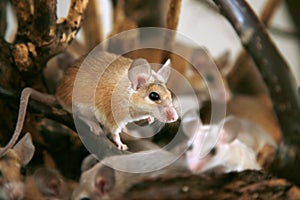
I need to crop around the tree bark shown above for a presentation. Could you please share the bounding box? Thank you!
[212,0,300,186]
[123,170,300,200]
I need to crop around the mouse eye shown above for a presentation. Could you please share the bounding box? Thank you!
[187,144,193,151]
[149,92,160,101]
[210,147,217,156]
[80,197,91,200]
[205,74,215,83]
[20,166,26,176]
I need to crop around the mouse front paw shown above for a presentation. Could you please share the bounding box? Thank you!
[147,116,155,124]
[112,133,128,151]
[117,143,128,151]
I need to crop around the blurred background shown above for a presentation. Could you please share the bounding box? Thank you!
[38,0,300,84]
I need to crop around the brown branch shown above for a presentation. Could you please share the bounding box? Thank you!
[0,38,22,88]
[30,0,57,47]
[286,0,300,37]
[123,170,300,199]
[165,0,182,31]
[123,0,167,27]
[227,0,284,95]
[11,0,89,74]
[212,0,300,186]
[11,0,33,36]
[260,0,285,27]
[0,0,8,38]
[161,0,182,63]
[44,0,89,59]
[107,0,138,55]
[81,0,103,51]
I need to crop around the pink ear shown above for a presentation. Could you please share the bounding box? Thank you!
[81,154,98,172]
[34,168,64,196]
[13,132,35,166]
[157,59,171,83]
[94,165,115,195]
[219,116,240,143]
[128,58,152,90]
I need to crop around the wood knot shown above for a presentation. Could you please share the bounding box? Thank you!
[13,43,33,72]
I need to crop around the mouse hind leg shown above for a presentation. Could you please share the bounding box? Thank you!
[77,115,104,135]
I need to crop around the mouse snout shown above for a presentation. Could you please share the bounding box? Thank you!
[166,107,178,122]
[187,158,205,174]
[5,182,24,200]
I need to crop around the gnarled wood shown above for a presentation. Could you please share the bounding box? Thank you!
[123,170,300,200]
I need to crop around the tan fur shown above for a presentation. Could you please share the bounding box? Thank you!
[24,168,72,200]
[23,176,42,200]
[0,133,34,200]
[0,150,24,186]
[0,150,26,200]
[56,52,177,149]
[73,154,189,200]
[125,44,230,100]
[227,94,282,144]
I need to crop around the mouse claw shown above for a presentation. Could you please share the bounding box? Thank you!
[113,133,128,151]
[118,143,128,151]
[147,116,155,124]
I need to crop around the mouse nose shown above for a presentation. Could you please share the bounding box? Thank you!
[166,108,178,122]
[5,182,24,200]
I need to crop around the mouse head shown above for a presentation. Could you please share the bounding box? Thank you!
[189,48,231,102]
[32,167,70,199]
[181,110,243,173]
[0,133,35,200]
[73,156,116,200]
[128,58,178,123]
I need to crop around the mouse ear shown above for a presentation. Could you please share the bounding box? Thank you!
[191,48,231,102]
[215,50,231,75]
[128,58,152,90]
[34,168,65,197]
[157,59,171,83]
[81,154,99,172]
[94,164,116,195]
[181,110,203,138]
[13,132,35,165]
[219,116,241,144]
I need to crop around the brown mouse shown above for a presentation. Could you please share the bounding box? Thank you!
[72,153,189,200]
[56,51,178,150]
[0,133,35,200]
[24,167,72,200]
[0,52,178,155]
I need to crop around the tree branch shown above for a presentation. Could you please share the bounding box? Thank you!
[11,0,89,73]
[123,170,300,199]
[212,0,300,186]
[11,0,33,36]
[0,0,8,38]
[162,0,182,63]
[227,0,284,95]
[50,0,89,57]
[82,0,103,51]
